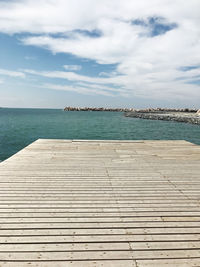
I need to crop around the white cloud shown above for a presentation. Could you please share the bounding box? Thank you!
[63,65,82,71]
[0,0,200,104]
[23,68,127,96]
[0,0,199,34]
[22,65,200,100]
[0,69,25,78]
[23,69,119,85]
[76,82,125,94]
[42,83,114,97]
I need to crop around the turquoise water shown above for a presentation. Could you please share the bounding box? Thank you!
[0,108,199,161]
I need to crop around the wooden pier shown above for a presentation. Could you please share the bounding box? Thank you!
[0,139,200,266]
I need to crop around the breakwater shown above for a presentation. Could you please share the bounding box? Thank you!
[131,108,198,113]
[64,106,134,112]
[125,109,200,125]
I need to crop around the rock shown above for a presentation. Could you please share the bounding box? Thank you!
[197,109,200,115]
[134,108,197,113]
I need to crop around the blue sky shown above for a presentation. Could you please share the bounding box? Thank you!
[0,0,199,108]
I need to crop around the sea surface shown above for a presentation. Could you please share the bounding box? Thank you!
[0,108,199,161]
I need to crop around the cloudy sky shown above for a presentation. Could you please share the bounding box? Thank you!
[0,0,199,108]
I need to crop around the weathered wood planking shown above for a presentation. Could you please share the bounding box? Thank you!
[0,139,200,266]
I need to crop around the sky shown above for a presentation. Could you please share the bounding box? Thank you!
[0,0,199,109]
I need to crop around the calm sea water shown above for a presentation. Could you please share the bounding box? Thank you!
[0,108,199,161]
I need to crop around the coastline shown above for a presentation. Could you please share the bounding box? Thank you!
[125,109,200,125]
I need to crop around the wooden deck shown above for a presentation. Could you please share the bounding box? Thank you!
[0,139,200,266]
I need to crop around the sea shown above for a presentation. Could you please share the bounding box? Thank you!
[0,108,199,161]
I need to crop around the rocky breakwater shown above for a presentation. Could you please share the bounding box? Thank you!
[125,108,200,125]
[64,107,135,112]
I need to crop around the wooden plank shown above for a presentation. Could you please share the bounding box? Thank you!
[0,221,200,229]
[0,261,137,267]
[0,241,200,252]
[0,249,199,260]
[136,258,200,267]
[1,233,200,243]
